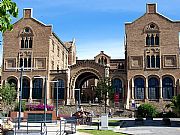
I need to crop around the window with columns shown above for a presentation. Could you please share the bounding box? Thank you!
[20,57,31,68]
[20,27,33,49]
[98,56,107,65]
[148,77,159,99]
[147,55,160,68]
[134,77,145,99]
[146,34,159,46]
[146,48,160,69]
[144,23,159,46]
[19,51,32,69]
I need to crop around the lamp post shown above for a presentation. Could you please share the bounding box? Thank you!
[7,67,25,129]
[18,67,23,129]
[50,80,59,117]
[34,76,47,125]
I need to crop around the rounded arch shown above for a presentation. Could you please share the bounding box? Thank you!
[22,76,30,99]
[162,74,175,85]
[71,68,103,90]
[148,76,160,99]
[133,75,145,99]
[19,26,34,36]
[70,68,102,103]
[162,75,175,99]
[7,76,18,90]
[144,22,159,32]
[32,78,43,99]
[112,77,124,100]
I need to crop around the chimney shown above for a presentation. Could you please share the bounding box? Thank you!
[23,8,32,18]
[146,3,157,14]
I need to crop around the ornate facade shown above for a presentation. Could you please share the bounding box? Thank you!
[1,4,180,109]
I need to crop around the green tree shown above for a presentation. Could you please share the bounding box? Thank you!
[95,77,114,113]
[0,0,18,32]
[166,94,180,117]
[0,83,17,115]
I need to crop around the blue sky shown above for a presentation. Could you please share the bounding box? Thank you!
[1,0,180,65]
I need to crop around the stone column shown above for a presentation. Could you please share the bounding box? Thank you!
[145,77,148,99]
[66,68,71,105]
[159,77,163,99]
[29,78,32,100]
[132,77,134,99]
[126,79,131,109]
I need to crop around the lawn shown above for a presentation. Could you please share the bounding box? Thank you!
[78,129,126,135]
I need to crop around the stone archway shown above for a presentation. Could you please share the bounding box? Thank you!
[68,60,106,104]
[71,68,103,104]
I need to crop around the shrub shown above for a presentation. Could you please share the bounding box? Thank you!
[137,103,157,118]
[14,100,26,112]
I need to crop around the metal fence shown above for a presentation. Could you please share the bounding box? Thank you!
[0,117,77,135]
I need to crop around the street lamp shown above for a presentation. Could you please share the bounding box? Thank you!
[6,67,26,129]
[34,76,47,125]
[18,67,23,129]
[49,80,59,117]
[7,67,34,129]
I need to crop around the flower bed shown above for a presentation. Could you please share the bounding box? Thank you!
[27,104,54,111]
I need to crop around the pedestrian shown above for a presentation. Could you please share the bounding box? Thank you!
[108,109,112,118]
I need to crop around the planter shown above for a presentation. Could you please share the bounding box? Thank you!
[10,111,56,121]
[10,112,24,120]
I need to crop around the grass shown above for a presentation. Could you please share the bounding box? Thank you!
[108,120,121,123]
[78,129,126,135]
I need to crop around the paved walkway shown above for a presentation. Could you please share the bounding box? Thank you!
[12,118,180,135]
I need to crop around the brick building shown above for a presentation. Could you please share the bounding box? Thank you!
[1,9,76,104]
[125,4,180,109]
[1,4,180,109]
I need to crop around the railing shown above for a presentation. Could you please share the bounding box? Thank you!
[11,117,77,135]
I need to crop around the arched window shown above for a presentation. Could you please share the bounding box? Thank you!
[151,34,154,45]
[144,23,159,46]
[151,55,155,68]
[148,77,159,99]
[22,78,30,99]
[54,79,65,100]
[134,77,145,99]
[98,58,101,64]
[146,34,150,45]
[163,77,174,99]
[32,78,43,99]
[155,34,159,45]
[8,78,18,91]
[156,55,160,68]
[147,55,150,68]
[112,78,123,99]
[104,58,107,65]
[20,27,33,49]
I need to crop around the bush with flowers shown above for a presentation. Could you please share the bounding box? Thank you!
[27,104,54,111]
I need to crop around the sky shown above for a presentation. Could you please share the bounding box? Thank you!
[0,0,180,65]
